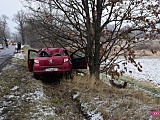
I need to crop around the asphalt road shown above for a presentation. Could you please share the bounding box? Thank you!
[0,45,16,71]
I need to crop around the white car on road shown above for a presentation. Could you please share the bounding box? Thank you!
[0,44,4,49]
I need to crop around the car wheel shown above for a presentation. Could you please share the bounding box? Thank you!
[34,74,40,80]
[64,71,73,80]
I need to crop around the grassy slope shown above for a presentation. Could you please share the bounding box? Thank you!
[65,74,160,119]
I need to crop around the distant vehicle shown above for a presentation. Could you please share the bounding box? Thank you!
[11,42,16,45]
[0,44,4,49]
[28,48,87,79]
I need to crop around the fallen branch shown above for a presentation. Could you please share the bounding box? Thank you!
[109,80,127,88]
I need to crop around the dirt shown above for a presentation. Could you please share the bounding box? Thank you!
[0,56,85,120]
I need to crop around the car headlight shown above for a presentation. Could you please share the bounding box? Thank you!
[64,58,69,62]
[34,60,39,64]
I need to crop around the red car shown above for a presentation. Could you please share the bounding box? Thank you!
[28,48,87,79]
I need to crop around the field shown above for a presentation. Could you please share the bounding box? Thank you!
[120,58,160,88]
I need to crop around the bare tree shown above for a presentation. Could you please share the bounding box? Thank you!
[0,15,10,47]
[13,10,27,45]
[22,1,69,48]
[24,0,160,80]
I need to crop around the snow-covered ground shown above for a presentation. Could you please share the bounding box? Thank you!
[119,59,160,88]
[14,52,26,59]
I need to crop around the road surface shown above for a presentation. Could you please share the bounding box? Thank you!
[0,45,16,71]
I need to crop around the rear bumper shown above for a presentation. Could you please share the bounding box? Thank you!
[33,64,72,75]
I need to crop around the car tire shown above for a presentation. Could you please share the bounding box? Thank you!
[34,74,40,80]
[64,71,73,80]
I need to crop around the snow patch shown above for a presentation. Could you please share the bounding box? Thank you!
[14,53,25,60]
[73,92,80,99]
[11,86,19,91]
[89,112,103,120]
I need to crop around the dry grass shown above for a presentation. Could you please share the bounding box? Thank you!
[135,49,160,58]
[119,76,160,97]
[65,73,160,119]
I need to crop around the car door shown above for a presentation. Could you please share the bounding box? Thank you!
[28,49,38,72]
[70,50,87,69]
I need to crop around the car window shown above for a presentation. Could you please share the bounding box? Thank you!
[72,51,85,58]
[53,53,62,56]
[64,50,69,56]
[30,51,37,59]
[52,50,69,56]
[39,51,50,57]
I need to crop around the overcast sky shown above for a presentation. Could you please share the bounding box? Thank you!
[0,0,24,33]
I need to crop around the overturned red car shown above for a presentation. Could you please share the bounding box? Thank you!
[28,48,87,79]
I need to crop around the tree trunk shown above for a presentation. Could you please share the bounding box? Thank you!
[21,29,25,45]
[87,37,100,80]
[20,21,25,45]
[86,41,95,76]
